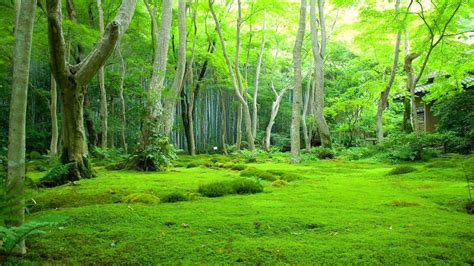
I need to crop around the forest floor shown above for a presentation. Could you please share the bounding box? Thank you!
[15,154,474,264]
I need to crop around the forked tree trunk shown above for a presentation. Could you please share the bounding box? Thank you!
[310,0,332,149]
[50,73,59,157]
[263,82,288,151]
[404,52,421,132]
[291,0,306,163]
[6,0,36,254]
[163,0,186,136]
[46,0,136,179]
[376,0,401,143]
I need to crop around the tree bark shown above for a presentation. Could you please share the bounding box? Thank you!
[7,0,36,254]
[97,0,108,148]
[310,0,332,148]
[302,74,312,151]
[117,43,127,153]
[251,11,266,139]
[404,52,421,132]
[163,0,186,137]
[376,0,401,143]
[264,82,289,151]
[50,73,59,157]
[209,0,255,155]
[144,0,172,126]
[291,0,306,163]
[220,90,228,154]
[46,0,136,179]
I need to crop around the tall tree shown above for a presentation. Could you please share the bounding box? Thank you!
[209,0,256,156]
[310,0,332,148]
[376,0,402,143]
[163,0,187,136]
[251,11,266,139]
[291,0,306,163]
[97,0,108,148]
[49,73,59,157]
[46,0,137,179]
[143,0,172,138]
[6,0,36,254]
[116,43,127,153]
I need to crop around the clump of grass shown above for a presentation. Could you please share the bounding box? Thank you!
[198,181,233,198]
[161,192,189,203]
[388,166,417,175]
[231,178,264,194]
[391,199,419,207]
[267,170,285,176]
[231,164,247,171]
[198,178,263,198]
[240,167,276,181]
[186,162,199,168]
[272,179,288,187]
[122,193,160,204]
[186,192,202,201]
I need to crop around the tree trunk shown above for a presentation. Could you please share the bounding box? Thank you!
[143,0,172,141]
[117,43,127,153]
[404,52,421,132]
[47,0,136,179]
[209,0,255,156]
[264,83,288,151]
[6,0,36,255]
[251,11,266,139]
[50,73,59,157]
[97,0,108,148]
[376,0,401,143]
[236,104,242,150]
[291,0,306,163]
[163,0,186,137]
[302,74,312,151]
[220,90,228,154]
[310,0,332,149]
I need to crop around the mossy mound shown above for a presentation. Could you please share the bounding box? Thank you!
[391,199,419,207]
[388,166,417,175]
[240,167,276,181]
[122,193,160,204]
[39,163,79,187]
[272,179,289,187]
[198,178,263,198]
[231,164,247,171]
[161,192,189,203]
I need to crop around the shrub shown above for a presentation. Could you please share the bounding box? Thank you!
[198,178,264,198]
[198,182,233,198]
[231,164,247,171]
[125,124,177,171]
[388,166,417,175]
[122,193,160,204]
[29,151,42,160]
[312,147,335,159]
[231,178,263,194]
[38,163,79,187]
[161,192,189,203]
[272,179,289,187]
[383,132,447,161]
[241,149,256,163]
[186,162,198,168]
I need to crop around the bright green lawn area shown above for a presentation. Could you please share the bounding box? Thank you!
[17,155,474,264]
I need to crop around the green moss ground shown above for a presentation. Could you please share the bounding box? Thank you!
[16,155,474,264]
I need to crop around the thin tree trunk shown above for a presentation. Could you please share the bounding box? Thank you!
[220,90,228,154]
[50,73,59,157]
[291,0,306,163]
[264,82,288,151]
[117,44,127,153]
[7,0,36,254]
[376,0,401,143]
[209,0,255,155]
[97,0,108,148]
[251,11,266,139]
[302,74,311,151]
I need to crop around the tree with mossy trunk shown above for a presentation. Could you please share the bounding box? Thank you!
[46,0,136,180]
